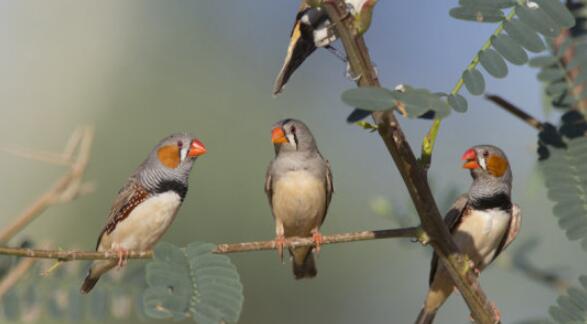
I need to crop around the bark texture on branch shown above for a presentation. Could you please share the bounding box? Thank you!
[321,1,499,322]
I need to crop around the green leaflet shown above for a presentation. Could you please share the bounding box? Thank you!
[479,48,509,78]
[340,86,450,118]
[447,94,468,112]
[549,276,587,323]
[462,68,486,95]
[534,0,575,29]
[504,18,546,53]
[516,3,561,37]
[491,33,528,65]
[449,6,505,22]
[143,242,244,324]
[340,87,397,112]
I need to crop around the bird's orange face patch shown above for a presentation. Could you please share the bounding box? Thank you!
[486,155,508,177]
[157,145,180,169]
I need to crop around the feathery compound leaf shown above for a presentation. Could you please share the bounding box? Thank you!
[449,6,505,22]
[534,0,576,29]
[340,86,446,118]
[447,94,468,112]
[516,3,562,37]
[491,33,529,65]
[504,18,546,53]
[340,87,397,112]
[462,68,486,95]
[541,138,587,251]
[143,241,244,324]
[549,276,587,323]
[479,48,509,78]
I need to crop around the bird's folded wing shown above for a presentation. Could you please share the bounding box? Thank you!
[428,193,469,285]
[95,178,150,249]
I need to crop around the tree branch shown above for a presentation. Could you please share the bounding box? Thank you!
[321,1,499,322]
[214,227,420,253]
[485,94,544,130]
[0,227,419,261]
[0,127,94,244]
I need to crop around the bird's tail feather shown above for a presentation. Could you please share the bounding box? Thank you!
[415,308,437,324]
[292,247,317,279]
[80,260,116,294]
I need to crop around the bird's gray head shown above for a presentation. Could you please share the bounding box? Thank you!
[271,119,318,155]
[137,133,207,189]
[462,144,512,198]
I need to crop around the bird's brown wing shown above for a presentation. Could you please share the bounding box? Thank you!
[320,159,334,226]
[428,194,469,285]
[491,203,521,263]
[95,178,150,249]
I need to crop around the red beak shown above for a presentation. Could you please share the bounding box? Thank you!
[271,127,288,144]
[461,148,479,169]
[188,139,207,157]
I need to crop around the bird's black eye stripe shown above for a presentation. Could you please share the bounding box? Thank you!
[177,141,183,148]
[483,151,489,158]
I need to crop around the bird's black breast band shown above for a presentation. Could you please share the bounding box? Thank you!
[155,180,188,201]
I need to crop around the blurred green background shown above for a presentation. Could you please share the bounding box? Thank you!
[0,1,584,323]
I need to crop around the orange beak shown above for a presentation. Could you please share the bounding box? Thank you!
[461,148,479,169]
[271,127,288,144]
[188,139,207,157]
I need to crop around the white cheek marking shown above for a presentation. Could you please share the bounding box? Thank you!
[287,134,297,150]
[479,157,487,170]
[180,147,188,161]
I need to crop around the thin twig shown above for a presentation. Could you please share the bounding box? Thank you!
[485,94,544,130]
[214,227,420,253]
[321,1,499,322]
[420,8,519,167]
[0,127,94,244]
[0,227,419,261]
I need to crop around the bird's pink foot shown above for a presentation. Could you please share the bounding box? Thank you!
[468,302,500,323]
[274,234,286,263]
[489,302,501,323]
[311,230,324,255]
[115,248,129,269]
[468,259,480,276]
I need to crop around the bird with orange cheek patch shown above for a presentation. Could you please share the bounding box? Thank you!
[415,145,521,324]
[80,133,206,294]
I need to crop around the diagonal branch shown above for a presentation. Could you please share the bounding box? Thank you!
[0,127,94,244]
[485,94,544,130]
[321,0,499,322]
[0,227,420,261]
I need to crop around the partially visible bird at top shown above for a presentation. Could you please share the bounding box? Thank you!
[265,119,334,279]
[80,133,207,293]
[273,0,372,96]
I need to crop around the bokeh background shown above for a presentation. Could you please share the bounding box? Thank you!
[0,1,584,323]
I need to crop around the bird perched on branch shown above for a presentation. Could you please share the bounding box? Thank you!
[415,145,521,324]
[265,119,334,279]
[273,0,374,97]
[80,133,207,293]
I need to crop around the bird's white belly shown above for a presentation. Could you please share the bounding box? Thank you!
[273,170,326,237]
[104,192,182,251]
[453,208,511,268]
